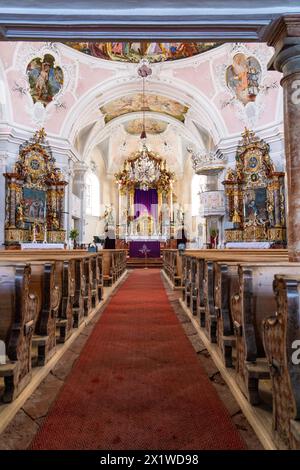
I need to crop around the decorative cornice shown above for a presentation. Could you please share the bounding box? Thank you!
[264,15,300,74]
[2,4,300,42]
[0,123,81,162]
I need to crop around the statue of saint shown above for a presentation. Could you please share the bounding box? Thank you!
[16,202,24,228]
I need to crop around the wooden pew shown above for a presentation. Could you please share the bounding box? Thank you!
[230,262,300,406]
[0,263,38,402]
[0,249,108,403]
[0,259,61,367]
[101,249,127,286]
[0,251,104,339]
[162,249,183,289]
[181,250,288,339]
[204,253,287,341]
[263,274,300,449]
[211,253,289,366]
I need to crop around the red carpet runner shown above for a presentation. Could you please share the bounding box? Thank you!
[31,270,245,450]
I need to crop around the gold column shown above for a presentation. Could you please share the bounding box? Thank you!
[158,190,162,235]
[129,188,134,218]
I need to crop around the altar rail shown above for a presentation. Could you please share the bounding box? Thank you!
[0,249,126,404]
[164,248,300,449]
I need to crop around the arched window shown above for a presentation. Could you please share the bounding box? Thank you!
[191,174,205,217]
[86,172,100,217]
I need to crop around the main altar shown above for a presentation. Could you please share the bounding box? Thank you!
[115,142,175,256]
[4,129,68,247]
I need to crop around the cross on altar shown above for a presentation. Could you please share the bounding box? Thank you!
[139,243,151,269]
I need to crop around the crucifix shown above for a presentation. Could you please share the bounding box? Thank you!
[139,243,151,269]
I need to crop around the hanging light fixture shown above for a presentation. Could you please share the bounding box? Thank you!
[137,59,152,142]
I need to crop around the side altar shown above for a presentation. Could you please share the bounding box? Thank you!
[223,128,286,247]
[4,129,68,247]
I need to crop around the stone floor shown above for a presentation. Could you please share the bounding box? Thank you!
[0,270,263,450]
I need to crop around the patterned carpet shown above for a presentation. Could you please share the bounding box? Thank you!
[30,270,245,450]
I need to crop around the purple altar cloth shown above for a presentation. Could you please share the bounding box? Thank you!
[129,241,160,258]
[134,189,158,221]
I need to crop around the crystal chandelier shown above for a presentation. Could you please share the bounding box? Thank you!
[128,143,161,191]
[114,60,174,192]
[137,59,152,141]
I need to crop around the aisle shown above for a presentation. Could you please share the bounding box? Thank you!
[30,270,245,450]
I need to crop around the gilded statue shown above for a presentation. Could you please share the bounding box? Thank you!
[52,213,60,230]
[16,202,25,228]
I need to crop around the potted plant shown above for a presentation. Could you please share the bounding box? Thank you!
[69,228,79,249]
[210,228,219,249]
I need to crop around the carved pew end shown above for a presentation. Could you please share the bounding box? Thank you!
[245,359,270,405]
[0,362,31,403]
[32,335,56,367]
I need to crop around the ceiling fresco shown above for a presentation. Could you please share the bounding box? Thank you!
[100,93,189,123]
[66,42,220,63]
[124,118,168,135]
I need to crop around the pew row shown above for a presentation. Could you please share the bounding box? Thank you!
[263,274,300,450]
[178,249,300,449]
[0,249,127,403]
[0,261,59,402]
[162,249,184,289]
[100,249,127,286]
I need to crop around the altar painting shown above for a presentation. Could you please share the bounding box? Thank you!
[244,188,268,224]
[23,188,46,223]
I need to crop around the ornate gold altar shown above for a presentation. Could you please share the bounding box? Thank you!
[115,144,175,238]
[4,129,68,246]
[223,128,286,245]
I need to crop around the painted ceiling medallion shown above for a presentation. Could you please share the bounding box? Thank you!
[124,119,167,135]
[100,93,188,123]
[66,42,220,63]
[26,54,63,107]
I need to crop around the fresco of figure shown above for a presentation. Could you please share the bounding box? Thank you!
[27,54,63,107]
[226,53,261,105]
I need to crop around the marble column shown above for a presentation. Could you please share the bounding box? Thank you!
[73,162,88,245]
[266,15,300,260]
[0,153,7,246]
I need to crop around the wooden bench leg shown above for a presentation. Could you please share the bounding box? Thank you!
[245,360,270,405]
[222,336,235,368]
[290,420,300,450]
[0,363,29,403]
[73,306,84,328]
[32,336,56,367]
[207,315,217,343]
[199,307,205,328]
